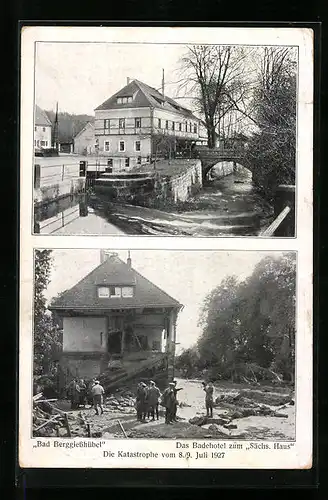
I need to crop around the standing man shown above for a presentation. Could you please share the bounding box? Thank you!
[136,382,148,422]
[147,380,161,421]
[172,380,183,421]
[78,379,87,407]
[161,382,177,424]
[91,380,105,416]
[203,381,214,418]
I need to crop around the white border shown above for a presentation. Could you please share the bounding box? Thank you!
[19,26,313,469]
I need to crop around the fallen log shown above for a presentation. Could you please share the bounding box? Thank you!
[64,413,72,437]
[33,414,61,432]
[33,393,43,401]
[117,420,128,438]
[34,399,58,404]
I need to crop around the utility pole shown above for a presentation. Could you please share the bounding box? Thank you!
[53,102,59,152]
[162,68,165,98]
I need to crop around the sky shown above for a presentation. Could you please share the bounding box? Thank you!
[35,42,189,115]
[43,249,284,353]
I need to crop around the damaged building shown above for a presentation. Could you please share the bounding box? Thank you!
[49,251,183,392]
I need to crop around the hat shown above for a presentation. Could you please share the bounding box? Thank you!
[140,382,147,387]
[94,380,99,384]
[169,382,175,386]
[150,380,155,385]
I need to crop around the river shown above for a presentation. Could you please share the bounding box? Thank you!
[34,163,274,236]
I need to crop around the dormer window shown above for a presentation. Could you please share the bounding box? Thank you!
[98,286,134,298]
[122,287,134,297]
[117,96,133,104]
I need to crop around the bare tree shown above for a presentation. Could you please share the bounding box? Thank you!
[178,45,255,148]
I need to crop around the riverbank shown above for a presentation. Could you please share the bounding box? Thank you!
[34,378,295,441]
[92,167,274,237]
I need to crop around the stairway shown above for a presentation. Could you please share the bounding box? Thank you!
[99,353,168,393]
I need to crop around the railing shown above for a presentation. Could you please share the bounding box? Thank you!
[35,204,82,234]
[260,206,291,237]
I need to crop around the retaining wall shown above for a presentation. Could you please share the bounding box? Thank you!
[160,160,203,203]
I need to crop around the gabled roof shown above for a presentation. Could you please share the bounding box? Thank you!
[49,254,182,311]
[95,79,199,121]
[35,105,52,126]
[73,121,95,140]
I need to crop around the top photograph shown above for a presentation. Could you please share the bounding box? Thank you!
[32,41,298,237]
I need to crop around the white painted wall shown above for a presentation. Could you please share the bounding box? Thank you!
[35,125,52,148]
[63,316,107,352]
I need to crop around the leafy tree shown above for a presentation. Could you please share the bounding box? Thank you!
[196,253,296,383]
[34,250,62,381]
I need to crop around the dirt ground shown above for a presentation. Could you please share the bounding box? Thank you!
[44,378,295,441]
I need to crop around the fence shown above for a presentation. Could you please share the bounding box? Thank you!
[260,184,295,237]
[34,203,87,234]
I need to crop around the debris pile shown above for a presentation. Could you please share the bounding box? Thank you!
[105,390,136,413]
[186,388,295,437]
[32,393,92,438]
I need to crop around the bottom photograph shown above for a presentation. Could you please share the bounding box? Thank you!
[32,249,296,441]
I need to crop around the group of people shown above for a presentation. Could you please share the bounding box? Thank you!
[66,377,215,422]
[136,380,183,424]
[66,378,105,415]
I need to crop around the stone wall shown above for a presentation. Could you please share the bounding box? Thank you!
[163,159,203,203]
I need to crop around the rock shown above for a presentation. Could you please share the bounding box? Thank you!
[207,417,231,426]
[189,416,208,426]
[223,423,238,430]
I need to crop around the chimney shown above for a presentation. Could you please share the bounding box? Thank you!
[127,250,132,268]
[127,77,130,85]
[161,69,165,98]
[100,250,118,264]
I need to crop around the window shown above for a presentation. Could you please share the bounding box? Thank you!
[122,287,134,297]
[172,122,175,131]
[165,120,168,129]
[189,122,192,132]
[117,96,133,104]
[98,287,110,298]
[104,141,110,152]
[100,332,104,347]
[107,159,113,167]
[125,158,130,168]
[137,156,142,165]
[34,126,37,132]
[34,140,36,146]
[41,141,46,146]
[42,127,46,132]
[45,141,48,147]
[152,340,161,351]
[135,140,141,152]
[110,287,122,298]
[104,119,110,130]
[158,118,161,128]
[119,140,125,152]
[193,123,197,134]
[119,118,125,129]
[135,117,141,128]
[179,123,182,132]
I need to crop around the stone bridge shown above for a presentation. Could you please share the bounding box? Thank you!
[194,146,249,180]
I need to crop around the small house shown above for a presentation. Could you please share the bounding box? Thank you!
[49,251,183,390]
[73,121,96,155]
[34,105,52,150]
